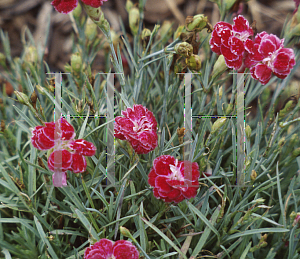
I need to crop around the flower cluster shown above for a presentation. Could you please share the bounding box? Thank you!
[114,104,158,154]
[148,155,200,203]
[31,118,96,181]
[210,15,295,85]
[51,0,107,14]
[84,238,139,259]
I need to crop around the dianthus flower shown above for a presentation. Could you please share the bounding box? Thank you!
[31,118,96,185]
[84,238,139,259]
[245,32,296,85]
[148,155,200,203]
[51,0,107,14]
[114,104,158,154]
[209,15,254,70]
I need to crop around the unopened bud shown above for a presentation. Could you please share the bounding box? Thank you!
[212,55,227,78]
[120,226,132,238]
[141,28,151,49]
[129,7,140,35]
[35,85,45,95]
[14,91,30,105]
[186,54,201,71]
[290,211,297,223]
[125,0,134,12]
[24,46,38,64]
[173,25,184,40]
[174,42,193,57]
[85,18,98,41]
[225,103,233,115]
[254,198,265,204]
[292,213,300,227]
[279,99,297,119]
[250,170,257,181]
[186,14,212,32]
[245,124,252,139]
[218,86,223,100]
[160,21,173,39]
[211,117,227,134]
[71,53,82,73]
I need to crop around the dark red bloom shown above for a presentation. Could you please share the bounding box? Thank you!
[114,104,158,154]
[209,15,253,70]
[51,0,108,14]
[69,139,97,156]
[70,153,87,173]
[84,238,139,259]
[148,155,200,203]
[48,149,73,172]
[245,32,296,85]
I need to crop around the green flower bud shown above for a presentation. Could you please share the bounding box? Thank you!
[174,42,193,57]
[225,0,236,10]
[245,124,252,139]
[254,198,265,204]
[186,14,208,32]
[71,53,82,73]
[225,103,233,115]
[125,0,134,12]
[0,52,6,67]
[186,54,201,71]
[211,55,227,79]
[211,117,227,134]
[141,28,151,49]
[24,46,38,64]
[160,21,173,40]
[290,211,297,223]
[120,226,132,238]
[85,18,98,41]
[129,7,140,35]
[292,213,300,227]
[72,2,82,19]
[36,85,45,95]
[279,99,297,119]
[14,91,30,105]
[173,25,184,40]
[218,86,223,100]
[293,147,300,157]
[250,170,257,181]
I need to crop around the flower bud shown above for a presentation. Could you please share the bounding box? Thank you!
[186,14,209,32]
[125,0,134,12]
[14,91,30,105]
[174,42,193,57]
[186,54,201,71]
[0,52,6,67]
[250,170,257,181]
[225,103,233,115]
[160,21,173,40]
[129,7,140,35]
[85,18,98,41]
[290,211,297,223]
[71,53,82,74]
[211,117,227,134]
[24,46,38,64]
[141,28,151,49]
[36,84,45,95]
[292,213,300,227]
[211,55,227,78]
[173,25,184,40]
[279,99,297,119]
[292,147,300,157]
[245,124,252,139]
[218,86,223,100]
[120,226,132,238]
[254,198,265,204]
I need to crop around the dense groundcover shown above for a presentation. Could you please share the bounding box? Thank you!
[1,0,300,258]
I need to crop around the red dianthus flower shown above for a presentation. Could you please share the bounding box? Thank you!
[31,118,96,186]
[84,238,139,259]
[114,104,158,154]
[209,15,254,70]
[245,32,296,85]
[148,155,200,203]
[51,0,108,14]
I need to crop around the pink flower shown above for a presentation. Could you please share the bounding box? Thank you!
[31,118,96,176]
[209,15,254,70]
[148,155,200,203]
[84,238,139,259]
[245,32,296,85]
[114,104,158,154]
[51,0,108,14]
